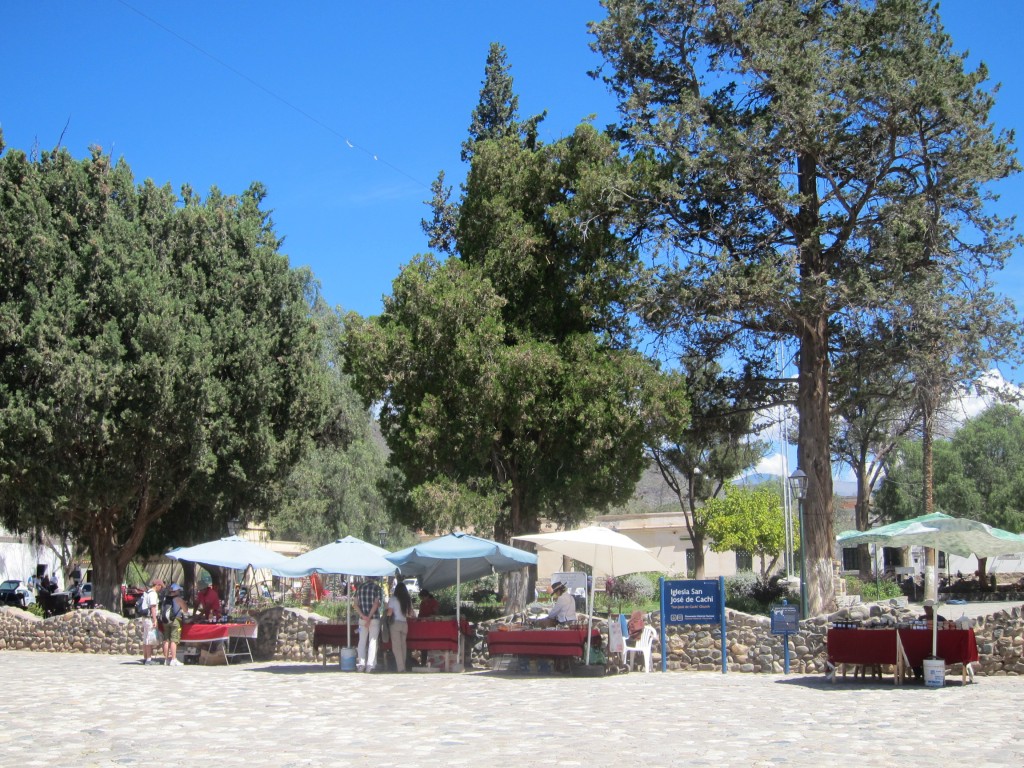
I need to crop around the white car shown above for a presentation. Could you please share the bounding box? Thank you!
[403,578,420,596]
[0,579,36,608]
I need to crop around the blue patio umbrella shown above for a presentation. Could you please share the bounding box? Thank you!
[386,533,537,666]
[286,536,397,648]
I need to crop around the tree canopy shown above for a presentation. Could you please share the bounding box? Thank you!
[344,48,682,550]
[592,0,1021,612]
[0,137,330,609]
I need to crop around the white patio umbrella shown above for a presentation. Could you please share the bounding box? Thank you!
[285,536,397,647]
[513,526,670,662]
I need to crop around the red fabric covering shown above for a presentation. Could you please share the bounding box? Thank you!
[487,628,598,658]
[180,623,256,642]
[312,623,359,650]
[407,619,471,652]
[826,628,978,667]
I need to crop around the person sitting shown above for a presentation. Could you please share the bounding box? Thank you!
[194,578,222,621]
[626,610,645,643]
[533,580,577,628]
[921,603,947,624]
[417,590,440,619]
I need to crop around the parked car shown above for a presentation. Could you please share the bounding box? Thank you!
[72,582,94,609]
[0,579,36,608]
[403,578,421,596]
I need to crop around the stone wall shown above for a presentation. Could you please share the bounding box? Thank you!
[3,603,1022,676]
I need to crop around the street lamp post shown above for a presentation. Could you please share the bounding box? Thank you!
[788,468,808,619]
[378,529,387,549]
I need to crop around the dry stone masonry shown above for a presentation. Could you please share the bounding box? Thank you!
[2,602,1022,675]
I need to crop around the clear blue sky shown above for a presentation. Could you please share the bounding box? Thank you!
[3,1,1022,381]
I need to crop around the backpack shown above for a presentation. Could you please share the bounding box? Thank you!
[160,595,180,624]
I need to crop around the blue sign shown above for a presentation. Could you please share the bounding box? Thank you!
[662,579,722,625]
[770,603,799,634]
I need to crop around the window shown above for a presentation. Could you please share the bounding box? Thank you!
[842,548,859,572]
[735,550,753,571]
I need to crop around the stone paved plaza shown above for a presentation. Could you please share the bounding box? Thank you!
[0,650,1021,767]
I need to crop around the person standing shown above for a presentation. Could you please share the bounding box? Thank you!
[387,580,415,673]
[161,583,188,666]
[139,578,163,665]
[355,577,382,673]
[194,577,222,621]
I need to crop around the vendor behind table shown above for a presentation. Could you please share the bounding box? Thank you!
[532,580,577,628]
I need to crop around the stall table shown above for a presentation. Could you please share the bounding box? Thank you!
[312,623,359,666]
[180,622,258,665]
[407,618,472,672]
[487,627,598,659]
[826,627,978,684]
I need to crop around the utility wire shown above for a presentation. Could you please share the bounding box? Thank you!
[115,0,428,189]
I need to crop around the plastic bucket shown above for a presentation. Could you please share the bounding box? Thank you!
[923,657,945,688]
[339,647,357,672]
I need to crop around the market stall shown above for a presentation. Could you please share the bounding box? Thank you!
[179,621,258,665]
[827,626,978,684]
[487,627,600,659]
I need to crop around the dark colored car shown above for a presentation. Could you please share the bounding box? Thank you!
[0,579,35,608]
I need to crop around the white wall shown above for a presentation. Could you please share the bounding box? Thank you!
[0,531,63,586]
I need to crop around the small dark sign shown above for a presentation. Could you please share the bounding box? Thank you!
[770,603,800,634]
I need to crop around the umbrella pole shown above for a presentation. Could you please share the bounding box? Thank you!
[585,574,596,664]
[456,559,462,671]
[346,574,352,648]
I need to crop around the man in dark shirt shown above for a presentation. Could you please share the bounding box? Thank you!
[355,578,383,673]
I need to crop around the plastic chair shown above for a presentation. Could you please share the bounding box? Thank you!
[623,625,656,673]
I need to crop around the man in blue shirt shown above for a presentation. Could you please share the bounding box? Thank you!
[355,578,383,672]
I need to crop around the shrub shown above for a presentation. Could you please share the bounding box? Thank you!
[845,575,904,602]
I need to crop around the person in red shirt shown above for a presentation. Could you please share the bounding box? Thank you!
[417,590,440,619]
[195,579,222,621]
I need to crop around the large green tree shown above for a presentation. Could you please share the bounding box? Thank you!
[0,138,329,610]
[592,0,1020,613]
[345,47,680,557]
[876,403,1024,585]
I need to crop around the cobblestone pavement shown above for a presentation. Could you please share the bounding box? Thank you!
[0,650,1021,768]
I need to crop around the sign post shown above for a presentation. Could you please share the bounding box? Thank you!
[660,576,727,674]
[769,600,800,674]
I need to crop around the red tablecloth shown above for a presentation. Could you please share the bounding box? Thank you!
[180,622,257,642]
[312,623,359,650]
[487,628,597,658]
[827,628,978,667]
[407,618,472,652]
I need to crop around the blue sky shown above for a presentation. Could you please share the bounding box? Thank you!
[3,0,1022,384]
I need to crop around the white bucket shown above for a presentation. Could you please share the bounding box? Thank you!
[339,647,357,672]
[922,657,945,688]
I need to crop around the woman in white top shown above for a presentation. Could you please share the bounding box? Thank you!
[387,580,415,672]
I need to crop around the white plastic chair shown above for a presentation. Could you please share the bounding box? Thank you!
[623,624,656,673]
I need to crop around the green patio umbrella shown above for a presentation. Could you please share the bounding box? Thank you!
[837,512,1024,558]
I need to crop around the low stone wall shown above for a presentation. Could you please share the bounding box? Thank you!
[3,602,1022,675]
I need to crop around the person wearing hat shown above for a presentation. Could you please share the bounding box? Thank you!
[533,580,577,628]
[139,579,164,665]
[194,576,222,622]
[161,583,188,666]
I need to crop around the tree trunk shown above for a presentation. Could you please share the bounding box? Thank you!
[855,464,873,575]
[691,532,706,579]
[921,395,938,602]
[797,310,837,616]
[88,528,123,614]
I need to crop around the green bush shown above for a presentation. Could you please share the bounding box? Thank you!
[845,575,904,602]
[724,571,789,616]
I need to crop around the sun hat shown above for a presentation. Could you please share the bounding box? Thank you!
[550,580,567,594]
[168,583,183,594]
